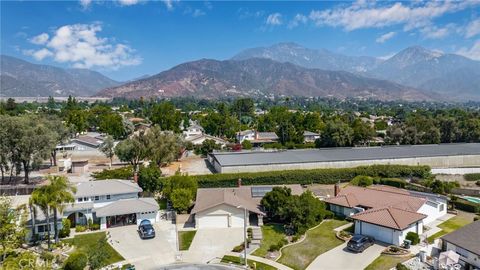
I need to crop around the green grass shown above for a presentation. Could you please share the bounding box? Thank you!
[178,230,197,250]
[221,255,277,270]
[252,224,287,258]
[427,216,472,243]
[63,232,124,266]
[364,255,413,270]
[278,219,348,270]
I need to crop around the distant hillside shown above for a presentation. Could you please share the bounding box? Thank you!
[97,58,435,101]
[0,55,120,97]
[233,43,480,100]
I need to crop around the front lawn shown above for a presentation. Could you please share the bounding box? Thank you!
[178,230,197,250]
[221,255,277,270]
[365,255,413,270]
[63,232,124,267]
[252,224,287,258]
[278,219,348,270]
[427,216,472,243]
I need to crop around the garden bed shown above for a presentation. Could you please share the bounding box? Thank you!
[381,246,410,256]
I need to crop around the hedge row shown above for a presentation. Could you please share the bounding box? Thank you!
[464,173,480,181]
[453,198,480,213]
[376,178,407,188]
[193,165,431,188]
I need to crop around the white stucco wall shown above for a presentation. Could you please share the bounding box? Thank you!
[355,220,423,246]
[445,242,480,268]
[137,212,158,225]
[417,200,447,225]
[329,204,355,217]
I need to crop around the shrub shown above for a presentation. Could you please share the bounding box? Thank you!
[453,198,480,213]
[59,218,71,238]
[191,165,430,188]
[464,173,480,181]
[87,218,93,230]
[474,215,479,221]
[92,166,133,180]
[232,243,244,252]
[396,263,409,270]
[476,181,480,187]
[241,140,253,150]
[64,252,88,270]
[406,232,420,245]
[90,224,100,231]
[350,175,374,187]
[379,178,407,188]
[75,225,87,233]
[291,235,300,242]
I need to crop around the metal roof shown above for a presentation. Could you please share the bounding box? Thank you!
[75,180,142,197]
[211,143,480,167]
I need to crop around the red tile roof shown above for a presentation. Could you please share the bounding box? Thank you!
[351,206,427,230]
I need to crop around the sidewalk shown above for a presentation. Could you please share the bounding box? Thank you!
[226,252,293,270]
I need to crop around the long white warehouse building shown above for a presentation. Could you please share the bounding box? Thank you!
[208,143,480,173]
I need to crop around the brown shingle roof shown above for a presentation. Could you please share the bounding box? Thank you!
[325,185,426,212]
[191,185,303,215]
[441,221,480,256]
[351,207,426,230]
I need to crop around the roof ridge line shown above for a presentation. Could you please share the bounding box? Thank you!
[387,207,401,229]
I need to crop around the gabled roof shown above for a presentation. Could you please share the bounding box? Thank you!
[441,221,480,256]
[325,185,426,212]
[191,185,303,215]
[351,207,426,230]
[304,131,320,136]
[72,136,103,147]
[94,198,158,217]
[75,180,142,197]
[256,132,279,140]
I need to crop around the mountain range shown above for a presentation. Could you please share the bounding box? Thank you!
[97,58,433,101]
[2,43,479,101]
[0,55,119,97]
[232,43,480,100]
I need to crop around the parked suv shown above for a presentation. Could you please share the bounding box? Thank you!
[138,220,155,239]
[347,235,375,253]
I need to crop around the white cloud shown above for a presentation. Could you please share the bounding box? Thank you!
[288,14,308,29]
[192,9,205,17]
[25,23,141,69]
[375,31,396,43]
[456,40,480,60]
[465,18,480,38]
[30,33,49,45]
[419,24,454,39]
[162,0,174,11]
[307,1,478,31]
[79,0,92,8]
[118,0,139,6]
[266,13,282,26]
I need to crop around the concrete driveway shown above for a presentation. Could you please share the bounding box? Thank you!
[182,228,243,263]
[306,242,385,270]
[108,221,177,270]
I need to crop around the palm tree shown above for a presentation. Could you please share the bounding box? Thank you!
[47,175,76,243]
[31,186,52,250]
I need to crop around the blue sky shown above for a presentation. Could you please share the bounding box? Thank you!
[1,0,480,81]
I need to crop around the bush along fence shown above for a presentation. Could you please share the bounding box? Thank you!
[192,165,431,188]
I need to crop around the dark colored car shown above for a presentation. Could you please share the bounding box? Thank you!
[347,235,375,253]
[138,220,155,239]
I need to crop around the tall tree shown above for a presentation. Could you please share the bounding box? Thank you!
[100,135,115,168]
[146,127,183,166]
[0,196,26,261]
[31,186,52,250]
[46,175,76,244]
[114,132,149,173]
[150,102,182,132]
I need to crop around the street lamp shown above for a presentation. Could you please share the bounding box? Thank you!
[237,205,248,268]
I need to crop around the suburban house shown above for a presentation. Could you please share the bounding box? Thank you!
[303,131,320,142]
[183,122,205,138]
[441,221,480,269]
[325,185,447,245]
[70,135,104,151]
[236,130,279,144]
[63,180,159,230]
[191,184,303,228]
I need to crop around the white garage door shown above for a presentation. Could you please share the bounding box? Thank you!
[361,222,393,244]
[198,214,228,228]
[230,213,244,227]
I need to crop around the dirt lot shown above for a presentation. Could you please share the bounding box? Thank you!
[162,154,213,176]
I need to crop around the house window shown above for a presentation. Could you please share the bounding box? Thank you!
[439,204,445,212]
[78,198,83,202]
[37,225,49,233]
[456,247,469,258]
[106,195,111,200]
[95,196,99,201]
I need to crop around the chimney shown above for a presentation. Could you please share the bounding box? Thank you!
[334,182,340,197]
[237,178,242,187]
